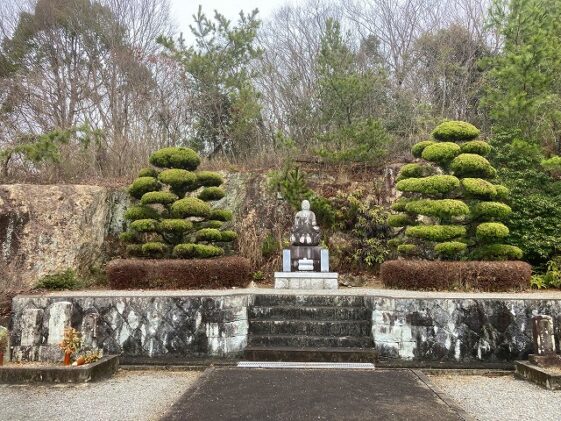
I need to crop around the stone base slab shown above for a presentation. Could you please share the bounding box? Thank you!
[515,360,561,390]
[274,272,338,290]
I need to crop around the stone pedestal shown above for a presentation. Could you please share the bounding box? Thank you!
[274,272,338,290]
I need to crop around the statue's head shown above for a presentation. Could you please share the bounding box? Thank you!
[301,199,310,211]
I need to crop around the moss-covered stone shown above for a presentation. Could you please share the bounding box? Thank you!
[149,147,200,170]
[432,120,480,142]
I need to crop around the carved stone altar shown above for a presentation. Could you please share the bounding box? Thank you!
[274,200,338,289]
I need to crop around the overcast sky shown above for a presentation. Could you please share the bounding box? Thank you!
[169,0,290,36]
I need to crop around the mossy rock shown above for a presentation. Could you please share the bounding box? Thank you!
[470,244,523,260]
[388,213,414,227]
[461,178,497,199]
[432,120,480,142]
[434,241,467,257]
[405,199,470,219]
[209,209,233,222]
[396,175,460,196]
[128,177,160,200]
[171,197,211,218]
[405,225,466,241]
[450,154,497,178]
[158,219,193,233]
[198,187,225,201]
[195,228,223,241]
[140,191,178,205]
[130,218,159,232]
[421,142,461,165]
[476,222,509,241]
[124,205,160,221]
[138,167,159,177]
[411,140,435,158]
[149,147,201,170]
[397,244,417,254]
[220,230,237,242]
[472,202,512,220]
[173,243,224,258]
[158,169,197,192]
[142,242,167,256]
[196,171,224,187]
[460,140,491,156]
[397,163,435,180]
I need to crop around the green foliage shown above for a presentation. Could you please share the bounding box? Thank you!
[405,225,466,241]
[128,177,160,199]
[142,242,167,256]
[494,185,509,199]
[461,140,491,156]
[158,169,197,194]
[158,219,193,233]
[388,213,413,227]
[396,175,460,196]
[119,231,137,243]
[130,218,158,232]
[126,244,144,257]
[205,220,224,229]
[36,269,80,290]
[472,202,512,220]
[470,244,523,260]
[397,244,417,254]
[196,171,224,187]
[390,198,411,212]
[476,222,509,241]
[220,230,237,242]
[405,199,470,219]
[541,257,561,288]
[138,167,159,177]
[124,205,160,221]
[149,147,200,170]
[261,233,279,257]
[434,241,467,257]
[387,238,404,248]
[171,197,211,218]
[421,142,461,165]
[397,163,434,180]
[173,243,224,258]
[209,209,233,222]
[541,156,561,175]
[354,238,390,266]
[450,153,497,178]
[431,120,480,142]
[140,191,178,205]
[198,187,225,201]
[461,178,497,199]
[195,228,223,242]
[411,141,435,158]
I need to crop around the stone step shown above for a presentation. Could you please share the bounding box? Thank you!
[253,295,366,308]
[249,306,371,321]
[243,346,379,363]
[248,334,374,349]
[249,320,371,337]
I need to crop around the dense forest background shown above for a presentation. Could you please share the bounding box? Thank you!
[2,0,561,275]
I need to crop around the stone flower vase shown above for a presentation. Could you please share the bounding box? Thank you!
[64,351,72,366]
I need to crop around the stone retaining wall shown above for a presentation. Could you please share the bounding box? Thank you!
[9,292,561,364]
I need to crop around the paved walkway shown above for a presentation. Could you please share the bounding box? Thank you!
[162,368,466,420]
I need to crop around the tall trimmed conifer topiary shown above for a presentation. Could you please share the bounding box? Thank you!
[121,147,236,259]
[390,121,522,260]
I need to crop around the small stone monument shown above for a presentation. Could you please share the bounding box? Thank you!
[274,200,338,289]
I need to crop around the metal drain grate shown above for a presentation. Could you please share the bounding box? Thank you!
[237,361,375,369]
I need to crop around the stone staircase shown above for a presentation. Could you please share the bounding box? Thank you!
[244,295,378,363]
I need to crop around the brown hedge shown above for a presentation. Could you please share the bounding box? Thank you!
[107,256,251,289]
[380,260,531,291]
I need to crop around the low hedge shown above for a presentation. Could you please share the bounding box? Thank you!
[380,260,531,291]
[107,256,251,289]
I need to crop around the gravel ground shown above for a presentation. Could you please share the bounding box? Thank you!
[430,374,561,421]
[0,370,201,421]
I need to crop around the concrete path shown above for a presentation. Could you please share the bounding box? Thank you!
[162,368,466,420]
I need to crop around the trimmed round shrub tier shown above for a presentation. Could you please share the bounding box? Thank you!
[171,197,212,218]
[470,244,523,260]
[124,205,160,221]
[130,218,158,232]
[411,140,435,158]
[209,209,233,222]
[476,222,509,241]
[380,260,531,291]
[158,169,197,191]
[461,178,497,199]
[195,228,223,242]
[138,167,159,177]
[173,243,224,258]
[149,147,200,170]
[472,201,512,220]
[198,187,225,201]
[431,120,480,142]
[196,171,224,187]
[421,142,461,165]
[397,244,417,254]
[388,213,414,227]
[460,140,491,156]
[128,177,160,199]
[158,219,193,233]
[140,191,178,205]
[396,175,460,196]
[405,225,466,241]
[450,153,497,178]
[434,241,467,257]
[404,199,470,219]
[397,163,435,180]
[107,257,251,289]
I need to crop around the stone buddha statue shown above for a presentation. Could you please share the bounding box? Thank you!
[290,199,321,246]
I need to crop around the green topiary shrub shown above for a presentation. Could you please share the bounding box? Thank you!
[396,175,460,196]
[460,140,491,156]
[198,187,225,201]
[450,153,497,178]
[140,191,178,205]
[36,269,81,290]
[128,177,160,199]
[149,147,200,170]
[397,163,435,180]
[411,140,435,158]
[387,238,404,248]
[421,142,461,166]
[431,120,480,141]
[391,121,520,262]
[397,244,417,254]
[121,146,237,259]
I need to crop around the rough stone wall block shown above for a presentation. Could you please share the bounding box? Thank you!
[20,309,44,346]
[46,302,72,345]
[532,315,556,355]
